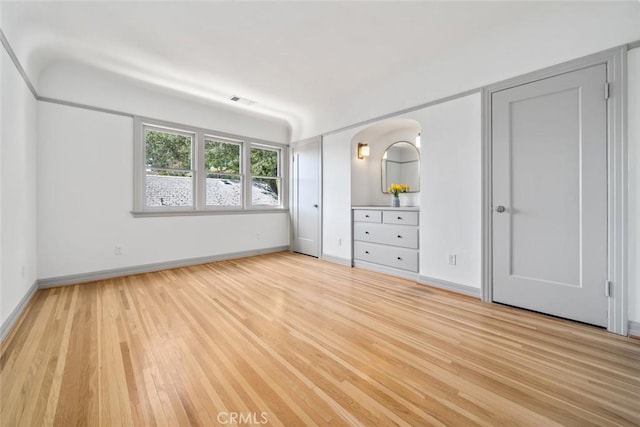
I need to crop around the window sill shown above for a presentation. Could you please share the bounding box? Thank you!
[131,208,288,218]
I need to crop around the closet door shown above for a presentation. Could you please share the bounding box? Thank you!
[492,64,608,327]
[291,137,321,257]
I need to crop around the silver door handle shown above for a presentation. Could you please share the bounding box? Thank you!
[496,205,506,213]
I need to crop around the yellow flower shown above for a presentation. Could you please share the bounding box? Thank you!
[387,183,410,197]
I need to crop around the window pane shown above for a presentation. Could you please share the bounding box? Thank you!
[146,169,193,207]
[205,139,241,174]
[252,177,280,206]
[206,174,242,207]
[250,147,278,177]
[145,129,192,170]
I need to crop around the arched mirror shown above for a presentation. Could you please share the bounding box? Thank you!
[381,141,420,193]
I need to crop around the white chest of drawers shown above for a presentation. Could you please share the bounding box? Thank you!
[352,206,419,278]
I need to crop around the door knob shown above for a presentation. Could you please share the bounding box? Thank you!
[496,205,506,213]
[313,204,318,208]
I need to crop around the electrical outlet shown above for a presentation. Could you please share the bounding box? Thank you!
[256,233,262,240]
[115,246,122,256]
[338,238,342,246]
[448,254,457,265]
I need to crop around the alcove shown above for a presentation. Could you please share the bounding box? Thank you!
[350,118,421,207]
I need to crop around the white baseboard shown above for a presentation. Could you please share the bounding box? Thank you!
[417,275,481,298]
[38,246,290,288]
[628,321,640,338]
[321,254,352,267]
[0,280,39,345]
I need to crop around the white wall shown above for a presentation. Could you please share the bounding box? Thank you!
[38,61,290,145]
[322,131,355,263]
[37,103,290,280]
[33,57,294,281]
[628,48,640,324]
[415,94,482,288]
[322,93,481,288]
[0,48,38,326]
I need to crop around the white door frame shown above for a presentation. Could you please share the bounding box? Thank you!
[290,136,323,257]
[481,46,628,335]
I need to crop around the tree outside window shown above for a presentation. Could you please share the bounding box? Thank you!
[145,129,193,207]
[251,146,280,206]
[205,138,242,207]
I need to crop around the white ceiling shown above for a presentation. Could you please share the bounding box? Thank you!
[2,1,640,139]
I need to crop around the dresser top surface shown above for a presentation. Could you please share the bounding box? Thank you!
[352,206,420,212]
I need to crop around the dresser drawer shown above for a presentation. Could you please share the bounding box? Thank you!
[354,241,418,272]
[383,211,419,226]
[353,210,382,223]
[354,222,418,249]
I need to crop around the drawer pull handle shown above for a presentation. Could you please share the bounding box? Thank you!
[365,215,370,218]
[397,257,403,260]
[365,251,370,254]
[397,235,402,238]
[365,231,370,235]
[397,216,403,220]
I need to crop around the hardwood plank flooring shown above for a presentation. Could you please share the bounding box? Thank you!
[1,252,639,426]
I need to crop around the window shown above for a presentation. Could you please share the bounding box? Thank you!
[144,127,194,207]
[205,137,242,207]
[250,145,281,207]
[134,118,286,214]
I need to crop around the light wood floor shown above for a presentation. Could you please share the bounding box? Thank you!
[1,252,639,426]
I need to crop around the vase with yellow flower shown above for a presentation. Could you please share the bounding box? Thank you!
[387,183,410,207]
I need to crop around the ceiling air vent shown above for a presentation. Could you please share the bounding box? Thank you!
[229,95,257,106]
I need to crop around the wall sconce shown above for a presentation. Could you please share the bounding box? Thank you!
[357,143,370,159]
[415,132,421,148]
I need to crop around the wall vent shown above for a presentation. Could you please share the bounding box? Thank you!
[229,95,256,106]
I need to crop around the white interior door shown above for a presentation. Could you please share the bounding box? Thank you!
[292,137,321,257]
[492,64,608,327]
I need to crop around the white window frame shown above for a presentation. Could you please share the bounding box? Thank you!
[248,143,283,209]
[133,116,287,216]
[137,123,196,212]
[202,134,244,211]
